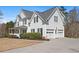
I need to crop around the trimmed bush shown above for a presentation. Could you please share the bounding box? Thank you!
[20,33,42,39]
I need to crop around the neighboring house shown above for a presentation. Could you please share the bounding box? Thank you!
[9,7,65,39]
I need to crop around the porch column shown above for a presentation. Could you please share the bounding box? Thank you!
[19,29,20,34]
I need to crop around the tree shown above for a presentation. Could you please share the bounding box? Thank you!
[65,7,79,38]
[60,6,68,16]
[0,23,6,37]
[5,21,14,33]
[68,7,79,23]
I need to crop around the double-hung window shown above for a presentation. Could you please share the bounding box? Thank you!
[31,29,35,32]
[34,16,38,23]
[54,16,58,22]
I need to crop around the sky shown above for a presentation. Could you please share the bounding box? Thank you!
[0,6,77,23]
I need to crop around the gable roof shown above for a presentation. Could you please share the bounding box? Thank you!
[35,7,65,24]
[17,7,65,24]
[36,7,65,21]
[20,9,33,19]
[36,7,55,21]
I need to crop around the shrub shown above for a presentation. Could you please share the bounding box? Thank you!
[20,33,42,39]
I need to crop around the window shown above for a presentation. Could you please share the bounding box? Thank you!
[46,29,54,34]
[58,29,63,31]
[37,28,42,33]
[36,16,38,22]
[58,32,63,33]
[58,29,63,33]
[17,22,19,26]
[37,28,40,33]
[34,17,35,23]
[46,29,54,31]
[31,29,35,32]
[54,16,58,22]
[46,32,53,34]
[24,20,27,24]
[15,29,19,33]
[23,29,27,33]
[22,18,27,25]
[34,16,38,23]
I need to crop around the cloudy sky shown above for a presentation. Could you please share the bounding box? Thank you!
[0,6,77,23]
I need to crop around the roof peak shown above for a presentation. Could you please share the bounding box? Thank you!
[21,9,33,13]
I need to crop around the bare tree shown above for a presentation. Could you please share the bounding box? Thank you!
[0,23,6,37]
[65,7,79,38]
[68,7,78,23]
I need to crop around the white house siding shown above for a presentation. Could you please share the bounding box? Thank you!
[15,12,29,27]
[19,21,23,26]
[13,12,29,37]
[27,9,64,39]
[28,13,46,37]
[12,7,65,39]
[46,9,64,39]
[15,16,20,27]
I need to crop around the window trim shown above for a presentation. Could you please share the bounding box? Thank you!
[46,29,54,31]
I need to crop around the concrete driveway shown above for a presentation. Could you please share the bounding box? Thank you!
[4,38,79,53]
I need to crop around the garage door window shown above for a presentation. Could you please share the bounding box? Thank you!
[46,29,54,34]
[58,29,63,33]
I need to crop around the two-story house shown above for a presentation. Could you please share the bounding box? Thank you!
[9,7,65,39]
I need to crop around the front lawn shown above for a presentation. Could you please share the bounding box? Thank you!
[0,38,42,52]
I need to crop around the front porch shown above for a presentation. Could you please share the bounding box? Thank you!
[9,26,27,38]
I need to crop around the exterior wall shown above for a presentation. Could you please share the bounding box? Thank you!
[28,13,46,37]
[19,21,23,26]
[15,16,20,27]
[13,12,29,38]
[15,20,23,27]
[14,8,65,39]
[46,9,64,39]
[23,19,29,26]
[15,12,29,27]
[18,19,29,27]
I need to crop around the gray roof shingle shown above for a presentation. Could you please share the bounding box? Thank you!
[21,9,33,19]
[36,7,55,21]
